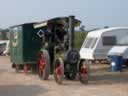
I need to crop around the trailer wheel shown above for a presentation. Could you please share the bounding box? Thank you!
[54,58,64,84]
[38,50,50,80]
[79,60,89,84]
[15,64,19,73]
[23,64,28,74]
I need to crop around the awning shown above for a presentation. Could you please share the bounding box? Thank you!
[33,16,81,29]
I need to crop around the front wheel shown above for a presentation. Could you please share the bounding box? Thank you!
[79,60,89,84]
[54,58,64,84]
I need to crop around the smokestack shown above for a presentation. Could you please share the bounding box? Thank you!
[68,15,75,50]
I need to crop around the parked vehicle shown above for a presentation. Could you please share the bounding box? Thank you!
[34,16,88,84]
[0,40,9,55]
[10,16,89,84]
[80,27,128,64]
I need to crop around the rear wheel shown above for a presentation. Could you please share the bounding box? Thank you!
[23,64,28,74]
[79,60,89,84]
[54,58,64,84]
[38,50,50,80]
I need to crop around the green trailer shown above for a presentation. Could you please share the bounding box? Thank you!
[33,16,89,84]
[9,23,44,73]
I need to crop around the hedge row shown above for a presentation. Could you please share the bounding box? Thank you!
[74,32,87,50]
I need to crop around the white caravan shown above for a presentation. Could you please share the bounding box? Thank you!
[80,27,128,64]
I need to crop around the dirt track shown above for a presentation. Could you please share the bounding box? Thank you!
[0,56,128,96]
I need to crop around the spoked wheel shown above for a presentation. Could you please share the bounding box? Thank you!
[38,50,50,80]
[79,60,89,84]
[15,64,19,73]
[54,58,64,84]
[23,64,28,74]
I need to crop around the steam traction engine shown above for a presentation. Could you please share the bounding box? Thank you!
[35,16,89,84]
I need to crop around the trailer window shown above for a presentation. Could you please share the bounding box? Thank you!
[102,36,116,46]
[90,38,98,48]
[82,38,88,48]
[84,37,98,48]
[84,38,93,48]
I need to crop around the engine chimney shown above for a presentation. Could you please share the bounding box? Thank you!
[68,16,75,50]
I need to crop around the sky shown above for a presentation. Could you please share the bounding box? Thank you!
[0,0,128,29]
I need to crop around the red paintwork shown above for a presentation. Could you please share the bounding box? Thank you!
[39,53,46,75]
[55,65,61,76]
[80,67,87,75]
[23,64,27,74]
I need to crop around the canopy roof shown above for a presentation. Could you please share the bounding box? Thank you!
[33,16,81,29]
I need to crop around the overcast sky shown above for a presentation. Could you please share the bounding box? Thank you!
[0,0,128,29]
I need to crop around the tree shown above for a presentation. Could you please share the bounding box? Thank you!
[104,26,109,28]
[79,25,86,32]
